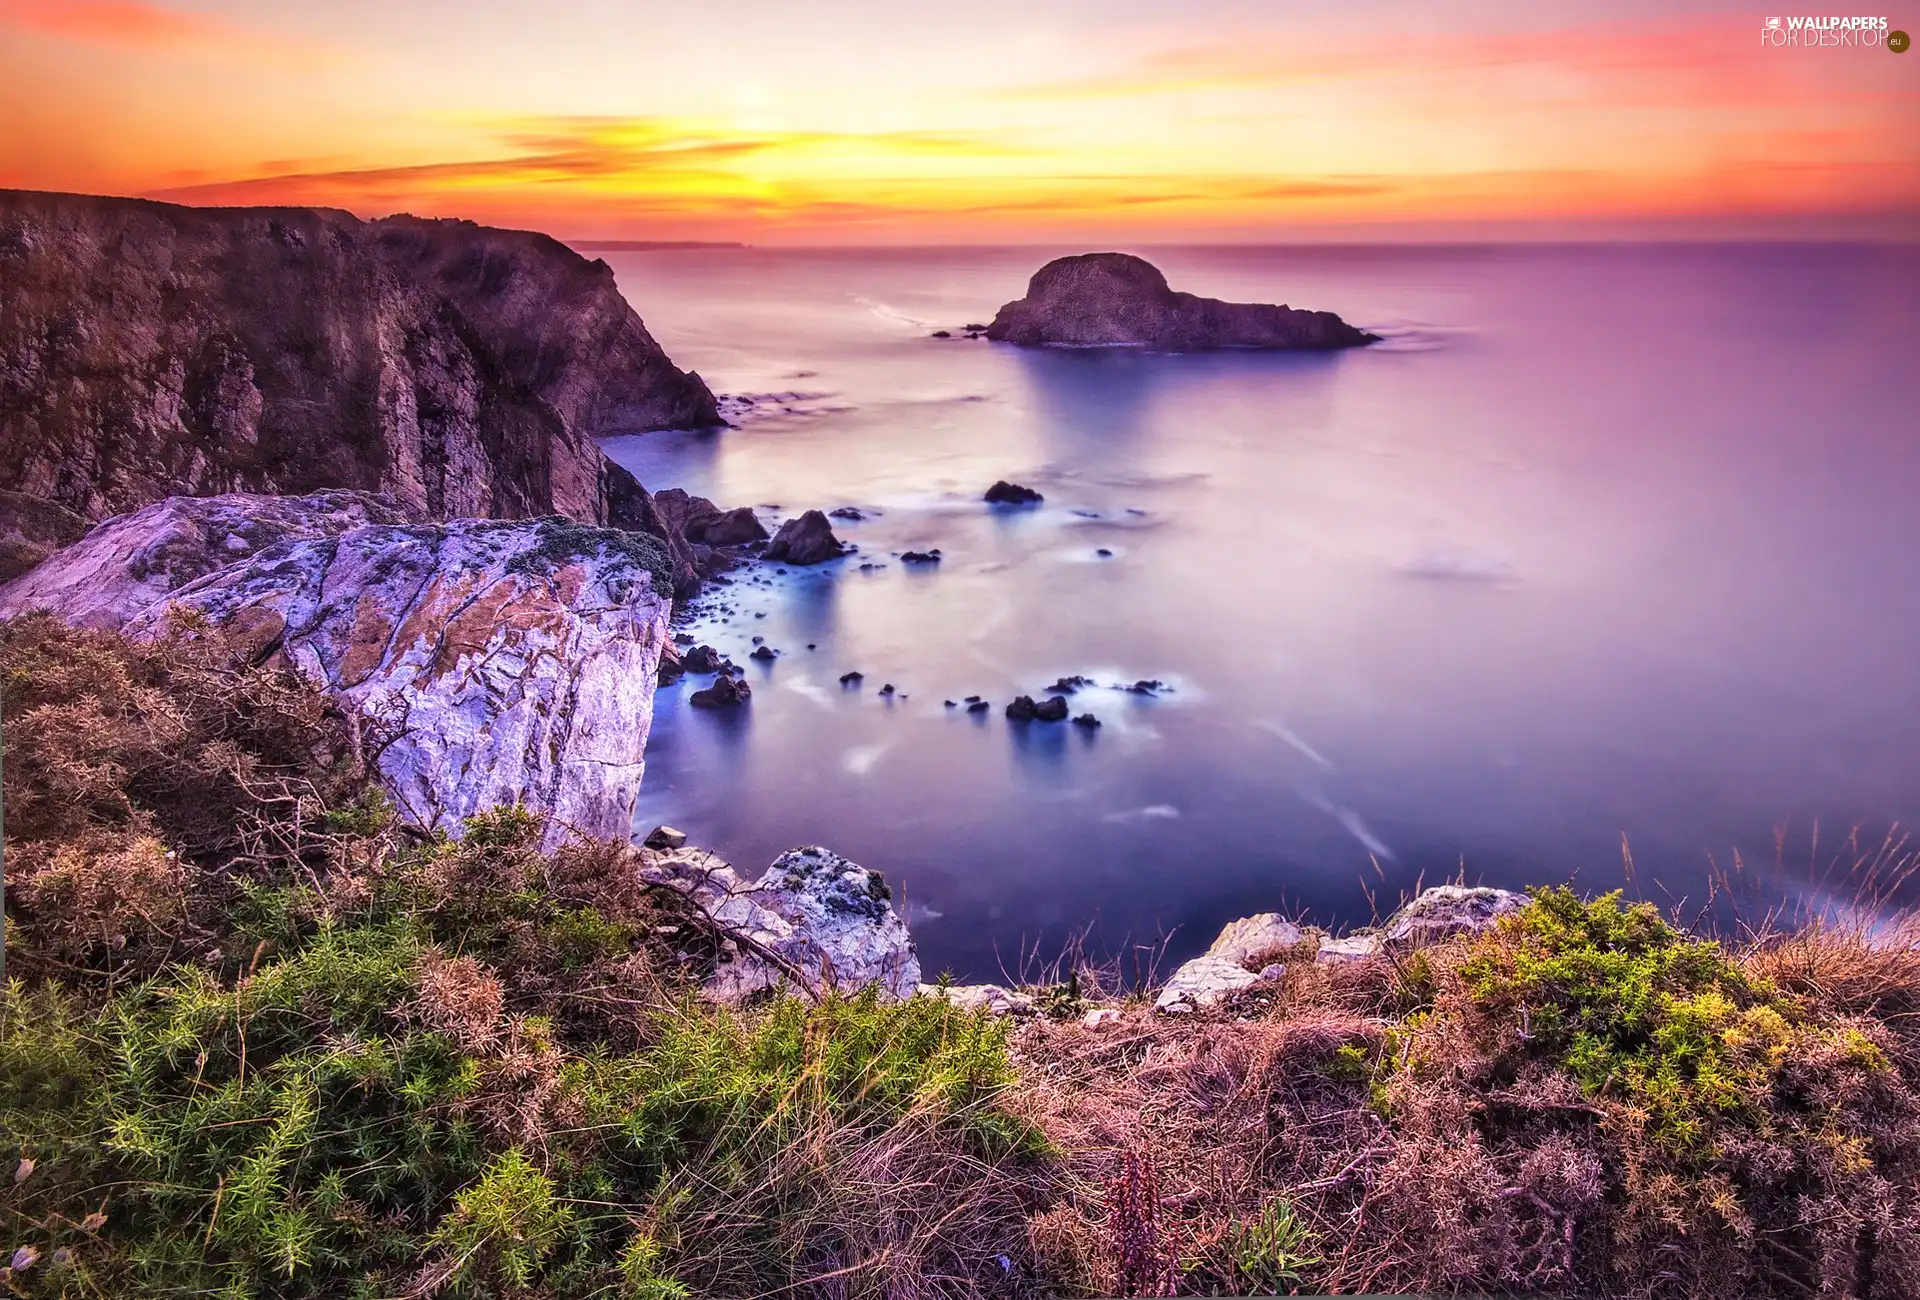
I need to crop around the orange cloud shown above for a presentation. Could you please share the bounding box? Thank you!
[0,0,315,58]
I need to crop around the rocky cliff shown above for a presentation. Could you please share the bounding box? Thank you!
[0,491,673,841]
[0,189,719,558]
[985,252,1377,350]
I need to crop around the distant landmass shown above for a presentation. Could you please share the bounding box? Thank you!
[569,239,748,251]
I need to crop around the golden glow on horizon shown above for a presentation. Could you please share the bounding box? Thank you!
[1,1,1914,241]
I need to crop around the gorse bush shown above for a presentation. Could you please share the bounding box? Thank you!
[0,619,1052,1298]
[6,615,1919,1298]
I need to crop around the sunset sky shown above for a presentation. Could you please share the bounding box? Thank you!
[1,0,1914,242]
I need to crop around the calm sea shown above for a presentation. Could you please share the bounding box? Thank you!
[599,243,1920,980]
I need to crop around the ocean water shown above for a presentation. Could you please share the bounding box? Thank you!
[600,243,1920,980]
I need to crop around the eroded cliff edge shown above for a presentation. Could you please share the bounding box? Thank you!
[0,189,719,545]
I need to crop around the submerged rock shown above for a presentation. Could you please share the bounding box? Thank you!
[984,480,1044,506]
[764,510,847,565]
[985,252,1377,350]
[0,491,674,843]
[644,846,920,1002]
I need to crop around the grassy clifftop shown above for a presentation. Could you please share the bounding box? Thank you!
[2,616,1917,1298]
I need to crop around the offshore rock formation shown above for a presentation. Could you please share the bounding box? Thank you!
[985,252,1377,350]
[640,845,921,1002]
[0,189,719,572]
[0,491,673,842]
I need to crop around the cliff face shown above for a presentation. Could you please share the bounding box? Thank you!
[0,491,673,842]
[0,189,719,542]
[985,252,1377,350]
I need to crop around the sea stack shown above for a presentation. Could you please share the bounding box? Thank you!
[984,252,1376,350]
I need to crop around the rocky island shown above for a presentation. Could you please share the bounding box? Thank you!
[984,251,1377,350]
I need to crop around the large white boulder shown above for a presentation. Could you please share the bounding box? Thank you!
[0,491,674,842]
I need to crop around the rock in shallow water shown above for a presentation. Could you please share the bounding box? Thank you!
[764,509,847,565]
[689,674,751,709]
[984,480,1044,506]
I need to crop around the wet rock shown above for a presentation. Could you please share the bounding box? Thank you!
[689,674,751,709]
[1047,675,1094,694]
[839,671,865,685]
[643,825,688,850]
[944,699,957,708]
[681,644,727,673]
[963,323,988,332]
[828,506,866,521]
[657,646,687,685]
[984,480,1044,506]
[1123,679,1164,695]
[751,635,764,644]
[964,695,982,703]
[692,506,769,547]
[1071,713,1101,729]
[764,510,847,565]
[1096,548,1113,558]
[1034,695,1070,723]
[985,252,1377,350]
[966,700,991,714]
[673,631,696,645]
[930,329,952,339]
[900,549,942,563]
[644,846,920,1002]
[749,645,776,662]
[1005,695,1037,721]
[879,683,896,696]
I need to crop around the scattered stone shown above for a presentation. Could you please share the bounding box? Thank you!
[643,825,688,850]
[1035,696,1069,722]
[1314,934,1380,965]
[930,329,952,338]
[879,683,896,696]
[966,700,991,714]
[1047,675,1094,694]
[689,675,751,709]
[764,510,847,565]
[1005,695,1037,721]
[1072,713,1101,729]
[963,322,988,332]
[1155,914,1310,1013]
[944,700,956,708]
[749,645,776,662]
[839,671,864,685]
[1123,679,1164,695]
[920,983,1034,1017]
[828,506,866,521]
[900,549,942,563]
[1155,956,1262,1014]
[1096,548,1113,558]
[751,635,764,644]
[673,632,696,645]
[984,480,1044,506]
